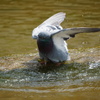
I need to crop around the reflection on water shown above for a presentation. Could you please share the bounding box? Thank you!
[0,0,100,100]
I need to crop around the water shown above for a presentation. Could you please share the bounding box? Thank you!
[0,0,100,100]
[0,60,100,99]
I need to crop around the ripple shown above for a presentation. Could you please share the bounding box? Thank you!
[0,48,100,93]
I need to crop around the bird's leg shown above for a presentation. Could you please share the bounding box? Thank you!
[44,59,47,66]
[38,58,47,65]
[55,61,66,66]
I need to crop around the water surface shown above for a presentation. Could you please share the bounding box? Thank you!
[0,0,100,100]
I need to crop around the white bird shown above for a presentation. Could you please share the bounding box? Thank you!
[32,12,100,64]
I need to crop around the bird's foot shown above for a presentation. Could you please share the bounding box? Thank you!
[55,61,66,66]
[38,59,66,66]
[38,59,47,65]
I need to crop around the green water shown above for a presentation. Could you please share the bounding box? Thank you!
[0,0,100,100]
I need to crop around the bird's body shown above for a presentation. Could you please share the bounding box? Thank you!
[37,34,53,55]
[37,33,70,63]
[32,12,100,64]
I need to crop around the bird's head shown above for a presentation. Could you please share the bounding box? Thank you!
[38,32,51,42]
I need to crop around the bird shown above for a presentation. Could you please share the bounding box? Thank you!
[32,12,100,65]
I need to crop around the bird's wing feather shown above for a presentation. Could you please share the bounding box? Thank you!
[32,12,66,39]
[52,27,100,39]
[52,27,100,58]
[39,12,66,26]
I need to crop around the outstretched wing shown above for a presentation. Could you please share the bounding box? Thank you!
[52,27,100,39]
[52,27,100,53]
[39,12,66,26]
[32,12,66,39]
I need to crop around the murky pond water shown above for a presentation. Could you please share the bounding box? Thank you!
[0,0,100,100]
[0,48,100,100]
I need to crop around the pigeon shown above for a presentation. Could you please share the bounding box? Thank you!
[32,12,100,64]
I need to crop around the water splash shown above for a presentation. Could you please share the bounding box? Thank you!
[0,48,100,93]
